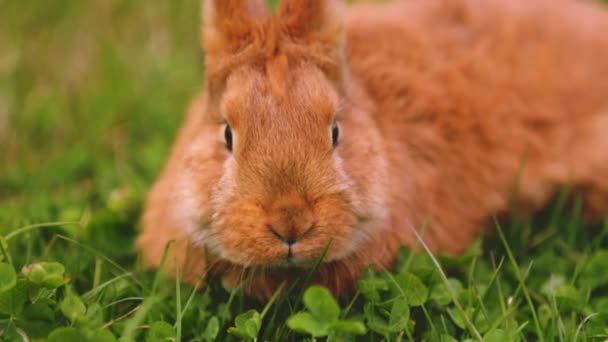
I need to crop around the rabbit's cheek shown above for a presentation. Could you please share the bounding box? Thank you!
[175,166,219,242]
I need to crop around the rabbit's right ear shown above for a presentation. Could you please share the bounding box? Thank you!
[202,0,267,55]
[278,0,345,47]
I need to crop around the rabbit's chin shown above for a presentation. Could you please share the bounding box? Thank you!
[215,256,367,301]
[208,231,391,301]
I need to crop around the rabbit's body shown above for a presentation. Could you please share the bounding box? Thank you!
[138,0,608,299]
[346,0,608,251]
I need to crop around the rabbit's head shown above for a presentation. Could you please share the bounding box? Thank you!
[179,0,389,280]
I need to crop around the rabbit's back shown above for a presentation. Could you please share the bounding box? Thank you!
[345,0,608,251]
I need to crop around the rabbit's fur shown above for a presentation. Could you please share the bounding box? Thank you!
[138,0,608,299]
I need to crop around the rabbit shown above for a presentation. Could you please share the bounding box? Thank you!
[137,0,608,300]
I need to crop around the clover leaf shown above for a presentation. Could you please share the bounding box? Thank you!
[0,262,17,293]
[288,286,367,338]
[227,309,262,340]
[60,293,87,323]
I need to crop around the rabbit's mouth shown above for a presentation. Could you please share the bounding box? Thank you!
[205,218,374,270]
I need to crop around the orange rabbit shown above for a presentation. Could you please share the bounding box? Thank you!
[137,0,608,300]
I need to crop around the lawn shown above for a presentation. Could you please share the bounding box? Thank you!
[1,0,608,341]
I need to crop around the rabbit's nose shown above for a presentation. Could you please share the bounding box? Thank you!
[268,222,314,246]
[266,196,315,245]
[269,228,298,246]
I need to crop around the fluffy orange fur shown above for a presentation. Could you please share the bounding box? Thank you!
[137,0,608,300]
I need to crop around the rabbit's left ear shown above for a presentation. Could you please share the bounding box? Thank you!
[278,0,345,47]
[202,0,267,54]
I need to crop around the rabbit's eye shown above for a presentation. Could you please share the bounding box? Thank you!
[224,125,233,151]
[331,121,339,147]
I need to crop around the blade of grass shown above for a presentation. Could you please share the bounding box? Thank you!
[409,224,483,341]
[490,253,508,318]
[82,272,134,301]
[469,256,505,330]
[5,221,81,241]
[0,237,12,265]
[103,297,145,310]
[151,240,175,296]
[54,235,141,286]
[260,282,284,319]
[341,291,360,318]
[548,184,571,227]
[175,256,182,342]
[574,313,598,341]
[121,296,161,340]
[494,218,544,342]
[179,278,203,319]
[286,240,332,300]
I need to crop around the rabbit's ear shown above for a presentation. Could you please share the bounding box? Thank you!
[202,0,267,54]
[278,0,345,46]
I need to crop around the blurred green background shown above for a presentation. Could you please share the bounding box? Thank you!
[0,0,202,231]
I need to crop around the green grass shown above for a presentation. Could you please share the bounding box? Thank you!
[1,0,608,341]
